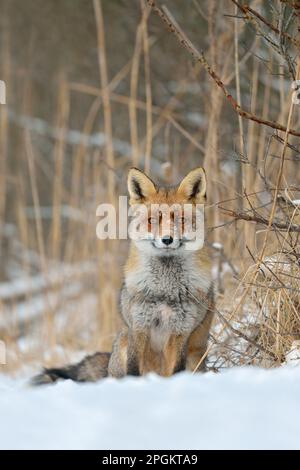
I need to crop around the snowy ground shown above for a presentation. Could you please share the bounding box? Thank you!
[1,366,300,450]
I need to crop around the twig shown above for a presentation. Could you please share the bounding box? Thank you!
[93,0,115,202]
[232,0,300,49]
[220,206,300,232]
[147,0,300,136]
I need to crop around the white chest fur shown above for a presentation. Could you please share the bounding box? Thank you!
[126,253,211,296]
[150,303,174,352]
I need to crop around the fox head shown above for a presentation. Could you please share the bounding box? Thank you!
[127,167,206,255]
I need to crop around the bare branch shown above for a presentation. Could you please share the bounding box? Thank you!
[220,207,300,232]
[233,0,300,49]
[147,0,300,137]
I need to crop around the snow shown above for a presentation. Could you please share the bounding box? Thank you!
[1,366,300,450]
[0,261,95,301]
[285,341,300,366]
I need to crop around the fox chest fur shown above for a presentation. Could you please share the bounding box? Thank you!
[121,251,212,352]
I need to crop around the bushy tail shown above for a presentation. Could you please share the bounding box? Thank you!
[30,352,111,386]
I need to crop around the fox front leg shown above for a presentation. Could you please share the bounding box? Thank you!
[126,331,148,376]
[126,352,140,376]
[108,328,129,378]
[186,308,214,372]
[161,334,186,376]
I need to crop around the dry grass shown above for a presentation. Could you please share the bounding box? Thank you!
[0,0,299,376]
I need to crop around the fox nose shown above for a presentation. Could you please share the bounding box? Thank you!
[161,236,173,246]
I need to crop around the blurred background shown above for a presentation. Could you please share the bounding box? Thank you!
[0,0,299,376]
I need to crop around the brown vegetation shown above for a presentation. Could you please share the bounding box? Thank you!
[0,0,299,375]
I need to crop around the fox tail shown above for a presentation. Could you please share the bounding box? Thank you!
[30,352,111,386]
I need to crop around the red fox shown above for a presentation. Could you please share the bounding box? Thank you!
[32,167,214,385]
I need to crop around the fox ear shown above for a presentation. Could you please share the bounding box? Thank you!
[127,168,157,203]
[177,167,207,202]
